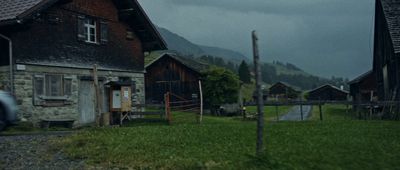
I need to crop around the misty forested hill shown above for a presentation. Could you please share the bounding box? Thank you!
[155,27,348,90]
[156,27,204,56]
[157,27,248,64]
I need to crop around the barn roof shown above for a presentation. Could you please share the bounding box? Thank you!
[348,70,374,85]
[308,84,349,94]
[145,51,209,74]
[269,81,300,91]
[380,0,400,53]
[0,0,166,51]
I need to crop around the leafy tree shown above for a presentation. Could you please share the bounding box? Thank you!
[202,67,240,114]
[238,61,251,83]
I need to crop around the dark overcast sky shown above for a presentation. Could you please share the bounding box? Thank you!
[138,0,376,79]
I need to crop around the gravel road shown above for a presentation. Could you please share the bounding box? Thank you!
[0,134,85,170]
[279,105,312,121]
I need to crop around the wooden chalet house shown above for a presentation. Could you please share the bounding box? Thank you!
[145,52,208,103]
[307,84,349,101]
[0,0,166,126]
[373,0,400,101]
[269,82,300,100]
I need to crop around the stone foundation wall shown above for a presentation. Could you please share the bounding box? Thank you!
[0,66,10,91]
[13,64,145,126]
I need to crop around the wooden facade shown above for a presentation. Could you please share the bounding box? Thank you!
[0,0,165,70]
[349,71,378,104]
[0,0,166,125]
[145,53,204,103]
[373,0,400,101]
[269,82,300,100]
[307,85,348,101]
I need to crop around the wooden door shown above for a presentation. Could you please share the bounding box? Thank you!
[79,80,96,124]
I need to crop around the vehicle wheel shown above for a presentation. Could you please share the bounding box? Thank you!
[0,106,6,131]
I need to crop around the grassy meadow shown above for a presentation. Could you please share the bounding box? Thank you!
[53,107,400,169]
[246,106,292,121]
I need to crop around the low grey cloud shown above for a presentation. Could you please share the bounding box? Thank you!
[138,0,375,79]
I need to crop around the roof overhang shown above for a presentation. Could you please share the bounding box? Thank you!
[145,53,202,75]
[0,0,167,51]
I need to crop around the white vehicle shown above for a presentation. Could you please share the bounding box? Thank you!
[0,90,17,131]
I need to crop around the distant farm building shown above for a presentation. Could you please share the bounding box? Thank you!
[349,71,378,105]
[307,85,348,101]
[269,82,300,100]
[373,0,400,101]
[145,53,208,103]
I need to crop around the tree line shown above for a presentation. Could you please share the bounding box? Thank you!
[199,55,349,90]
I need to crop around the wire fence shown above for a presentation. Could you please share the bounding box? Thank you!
[244,100,400,121]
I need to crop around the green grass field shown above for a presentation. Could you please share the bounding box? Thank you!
[310,104,355,121]
[54,109,400,169]
[246,106,292,121]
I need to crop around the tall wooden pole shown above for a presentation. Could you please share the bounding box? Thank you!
[93,64,102,126]
[252,31,264,155]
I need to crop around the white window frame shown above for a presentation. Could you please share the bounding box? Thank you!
[84,18,97,43]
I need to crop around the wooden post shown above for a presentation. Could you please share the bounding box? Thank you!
[252,31,264,155]
[165,92,171,125]
[92,64,102,126]
[319,104,323,121]
[199,80,204,123]
[300,103,304,121]
[369,103,373,120]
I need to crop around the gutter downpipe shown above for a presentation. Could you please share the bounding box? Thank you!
[0,33,14,94]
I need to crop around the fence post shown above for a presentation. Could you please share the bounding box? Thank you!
[300,103,304,121]
[199,80,203,123]
[165,92,171,125]
[319,104,323,121]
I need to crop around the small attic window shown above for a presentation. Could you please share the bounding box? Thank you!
[126,30,135,40]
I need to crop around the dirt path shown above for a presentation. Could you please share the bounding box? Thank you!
[279,105,312,121]
[0,134,84,170]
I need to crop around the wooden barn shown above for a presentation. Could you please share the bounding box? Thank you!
[145,53,208,103]
[349,70,378,105]
[269,82,300,100]
[307,85,349,101]
[373,0,400,101]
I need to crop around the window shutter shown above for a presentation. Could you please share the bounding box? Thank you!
[33,75,45,105]
[77,16,86,41]
[64,77,73,96]
[100,21,108,44]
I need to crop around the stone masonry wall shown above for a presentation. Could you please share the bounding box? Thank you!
[0,66,10,91]
[13,64,145,126]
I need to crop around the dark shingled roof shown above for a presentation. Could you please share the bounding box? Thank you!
[381,0,400,53]
[0,0,166,50]
[348,70,373,84]
[0,0,56,24]
[145,51,209,74]
[308,84,349,94]
[269,81,301,92]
